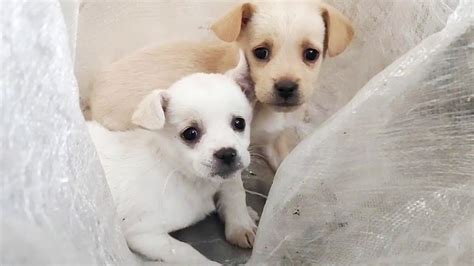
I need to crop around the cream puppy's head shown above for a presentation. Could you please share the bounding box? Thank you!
[212,0,354,112]
[132,52,253,179]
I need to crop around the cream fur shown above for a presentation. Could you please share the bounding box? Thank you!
[90,42,239,130]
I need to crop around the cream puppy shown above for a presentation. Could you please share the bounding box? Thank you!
[89,0,354,171]
[87,53,257,264]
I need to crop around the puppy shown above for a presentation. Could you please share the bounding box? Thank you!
[87,53,258,264]
[89,0,353,170]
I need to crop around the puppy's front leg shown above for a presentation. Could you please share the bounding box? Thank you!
[127,232,218,265]
[265,127,301,171]
[216,172,259,248]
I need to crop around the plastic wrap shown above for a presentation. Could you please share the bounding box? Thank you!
[250,0,474,264]
[0,1,137,264]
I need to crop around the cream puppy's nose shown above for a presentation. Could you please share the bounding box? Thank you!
[274,79,298,100]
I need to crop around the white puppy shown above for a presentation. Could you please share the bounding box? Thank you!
[87,53,258,264]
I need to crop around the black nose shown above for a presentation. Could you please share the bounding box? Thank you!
[214,148,237,165]
[275,80,298,100]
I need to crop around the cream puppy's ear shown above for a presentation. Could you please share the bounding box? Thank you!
[320,3,354,57]
[225,50,255,101]
[132,90,169,130]
[211,3,255,42]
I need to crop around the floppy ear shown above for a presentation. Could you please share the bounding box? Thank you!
[211,3,255,42]
[132,90,169,130]
[320,3,354,57]
[225,50,255,101]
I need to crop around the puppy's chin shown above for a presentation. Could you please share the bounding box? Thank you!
[269,103,302,113]
[211,169,238,179]
[192,165,235,181]
[256,95,304,113]
[210,162,246,179]
[262,101,303,112]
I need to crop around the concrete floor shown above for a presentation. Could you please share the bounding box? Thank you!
[172,157,274,265]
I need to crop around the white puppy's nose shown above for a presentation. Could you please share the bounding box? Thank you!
[214,147,237,165]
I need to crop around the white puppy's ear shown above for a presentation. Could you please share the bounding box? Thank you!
[132,90,169,130]
[211,3,255,42]
[225,50,255,101]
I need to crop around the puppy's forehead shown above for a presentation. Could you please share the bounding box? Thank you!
[249,1,325,48]
[167,73,251,122]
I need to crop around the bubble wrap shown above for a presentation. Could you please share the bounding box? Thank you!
[250,0,474,264]
[0,1,137,264]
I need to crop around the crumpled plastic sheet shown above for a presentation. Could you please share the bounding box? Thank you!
[250,0,474,264]
[2,0,473,265]
[0,1,137,264]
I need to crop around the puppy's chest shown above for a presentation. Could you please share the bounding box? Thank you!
[132,173,219,232]
[162,176,218,217]
[251,105,304,144]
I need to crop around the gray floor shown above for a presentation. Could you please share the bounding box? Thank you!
[172,157,274,265]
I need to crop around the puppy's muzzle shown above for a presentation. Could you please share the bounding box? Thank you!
[213,147,241,177]
[273,79,300,106]
[214,147,237,165]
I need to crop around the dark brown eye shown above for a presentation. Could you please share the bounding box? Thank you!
[253,47,270,60]
[181,127,200,142]
[232,117,246,132]
[303,48,320,62]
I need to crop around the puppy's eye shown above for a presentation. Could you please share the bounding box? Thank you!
[253,47,270,60]
[303,48,320,62]
[232,117,246,132]
[181,127,200,142]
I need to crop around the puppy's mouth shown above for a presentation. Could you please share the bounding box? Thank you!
[258,94,303,112]
[210,163,243,179]
[213,169,237,179]
[269,102,302,112]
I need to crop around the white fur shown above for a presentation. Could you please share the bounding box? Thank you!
[87,53,258,264]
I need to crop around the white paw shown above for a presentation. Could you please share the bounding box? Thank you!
[225,207,259,249]
[225,223,257,249]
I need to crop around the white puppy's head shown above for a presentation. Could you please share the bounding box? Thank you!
[132,52,253,180]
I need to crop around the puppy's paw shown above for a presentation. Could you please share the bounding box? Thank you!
[225,208,259,249]
[225,223,257,249]
[247,206,260,223]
